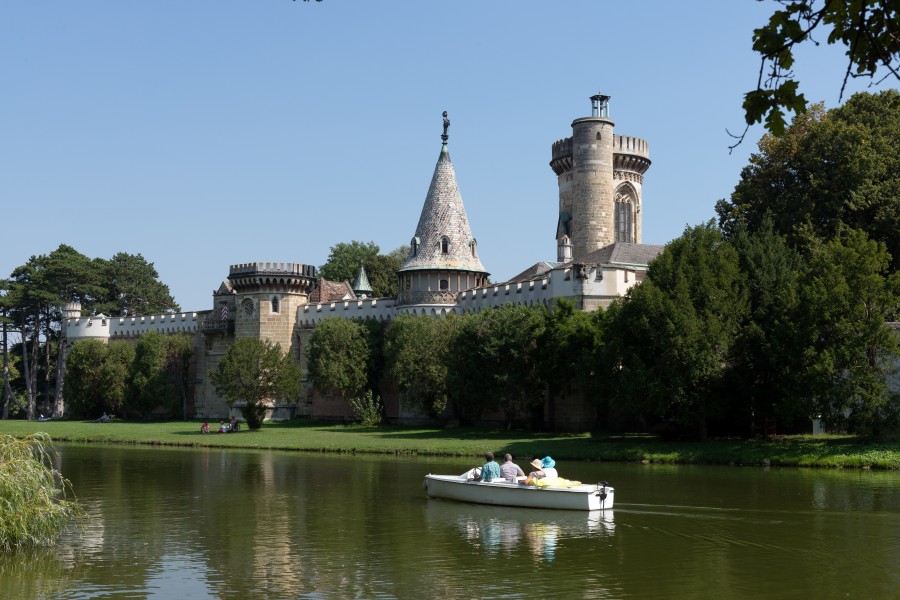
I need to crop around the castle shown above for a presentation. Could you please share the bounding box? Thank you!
[63,93,664,424]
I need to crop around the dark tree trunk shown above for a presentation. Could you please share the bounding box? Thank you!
[22,332,34,420]
[53,340,68,418]
[2,321,11,419]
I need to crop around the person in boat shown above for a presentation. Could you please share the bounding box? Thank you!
[525,459,546,485]
[499,454,525,483]
[541,456,559,480]
[478,452,502,482]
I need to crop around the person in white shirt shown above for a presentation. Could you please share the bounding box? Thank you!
[541,456,559,480]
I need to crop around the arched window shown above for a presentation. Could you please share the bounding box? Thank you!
[241,298,254,316]
[441,236,450,254]
[411,237,420,257]
[615,188,634,243]
[271,296,280,313]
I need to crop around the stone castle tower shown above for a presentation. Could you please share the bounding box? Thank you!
[550,94,651,261]
[397,112,489,308]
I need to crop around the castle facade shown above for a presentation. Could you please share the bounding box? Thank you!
[63,93,664,425]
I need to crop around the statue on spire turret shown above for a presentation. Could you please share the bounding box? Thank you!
[441,111,450,143]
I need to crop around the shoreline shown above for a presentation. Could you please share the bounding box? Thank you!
[1,419,898,470]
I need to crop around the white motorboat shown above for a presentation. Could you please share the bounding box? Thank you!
[424,473,614,511]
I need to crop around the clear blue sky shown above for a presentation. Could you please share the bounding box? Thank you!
[1,1,886,312]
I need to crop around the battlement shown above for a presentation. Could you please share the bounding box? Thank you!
[229,262,316,277]
[613,135,651,175]
[550,137,574,175]
[298,297,398,328]
[64,312,202,340]
[613,135,649,158]
[227,261,317,293]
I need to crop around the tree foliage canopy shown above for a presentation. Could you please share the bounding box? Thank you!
[210,338,302,430]
[305,317,371,401]
[64,340,135,418]
[719,90,900,272]
[385,314,453,416]
[739,1,900,144]
[317,241,408,298]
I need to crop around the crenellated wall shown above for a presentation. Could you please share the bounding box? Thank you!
[65,312,203,340]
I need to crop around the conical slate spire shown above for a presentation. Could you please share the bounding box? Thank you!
[400,141,487,274]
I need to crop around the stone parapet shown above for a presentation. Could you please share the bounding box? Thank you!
[228,262,317,294]
[298,297,397,328]
[64,312,203,340]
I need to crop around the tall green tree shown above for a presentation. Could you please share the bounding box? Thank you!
[125,332,192,419]
[384,314,454,416]
[2,245,178,419]
[726,218,807,433]
[445,313,491,423]
[64,339,135,418]
[306,317,371,401]
[446,305,545,428]
[602,223,748,439]
[796,230,900,433]
[483,304,546,428]
[736,1,900,144]
[92,253,180,317]
[210,338,303,431]
[719,90,900,272]
[536,299,600,428]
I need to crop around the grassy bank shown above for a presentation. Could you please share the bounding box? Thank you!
[0,419,898,469]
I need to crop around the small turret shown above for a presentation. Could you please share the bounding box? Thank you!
[352,263,373,299]
[62,301,82,319]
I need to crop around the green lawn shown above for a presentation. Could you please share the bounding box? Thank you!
[1,419,898,469]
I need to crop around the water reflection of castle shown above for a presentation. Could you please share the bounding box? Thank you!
[63,93,663,425]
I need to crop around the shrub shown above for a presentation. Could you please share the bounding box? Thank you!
[349,390,383,427]
[0,434,81,550]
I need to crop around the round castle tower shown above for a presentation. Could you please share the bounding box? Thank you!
[225,262,317,353]
[550,94,651,261]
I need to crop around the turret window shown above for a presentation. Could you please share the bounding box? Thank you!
[411,237,420,257]
[441,236,450,254]
[271,296,280,313]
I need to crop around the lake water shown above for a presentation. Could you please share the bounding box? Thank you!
[2,445,899,599]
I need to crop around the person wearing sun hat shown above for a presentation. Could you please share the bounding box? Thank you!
[524,458,546,485]
[541,456,559,480]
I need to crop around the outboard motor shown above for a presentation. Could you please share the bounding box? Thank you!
[596,481,609,505]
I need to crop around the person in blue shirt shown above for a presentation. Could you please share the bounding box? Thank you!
[479,452,502,482]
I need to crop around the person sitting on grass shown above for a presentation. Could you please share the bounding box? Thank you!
[478,452,502,482]
[200,421,210,434]
[218,420,228,433]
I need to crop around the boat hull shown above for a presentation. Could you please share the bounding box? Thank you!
[424,474,614,511]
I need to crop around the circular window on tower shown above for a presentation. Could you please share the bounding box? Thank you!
[241,298,254,316]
